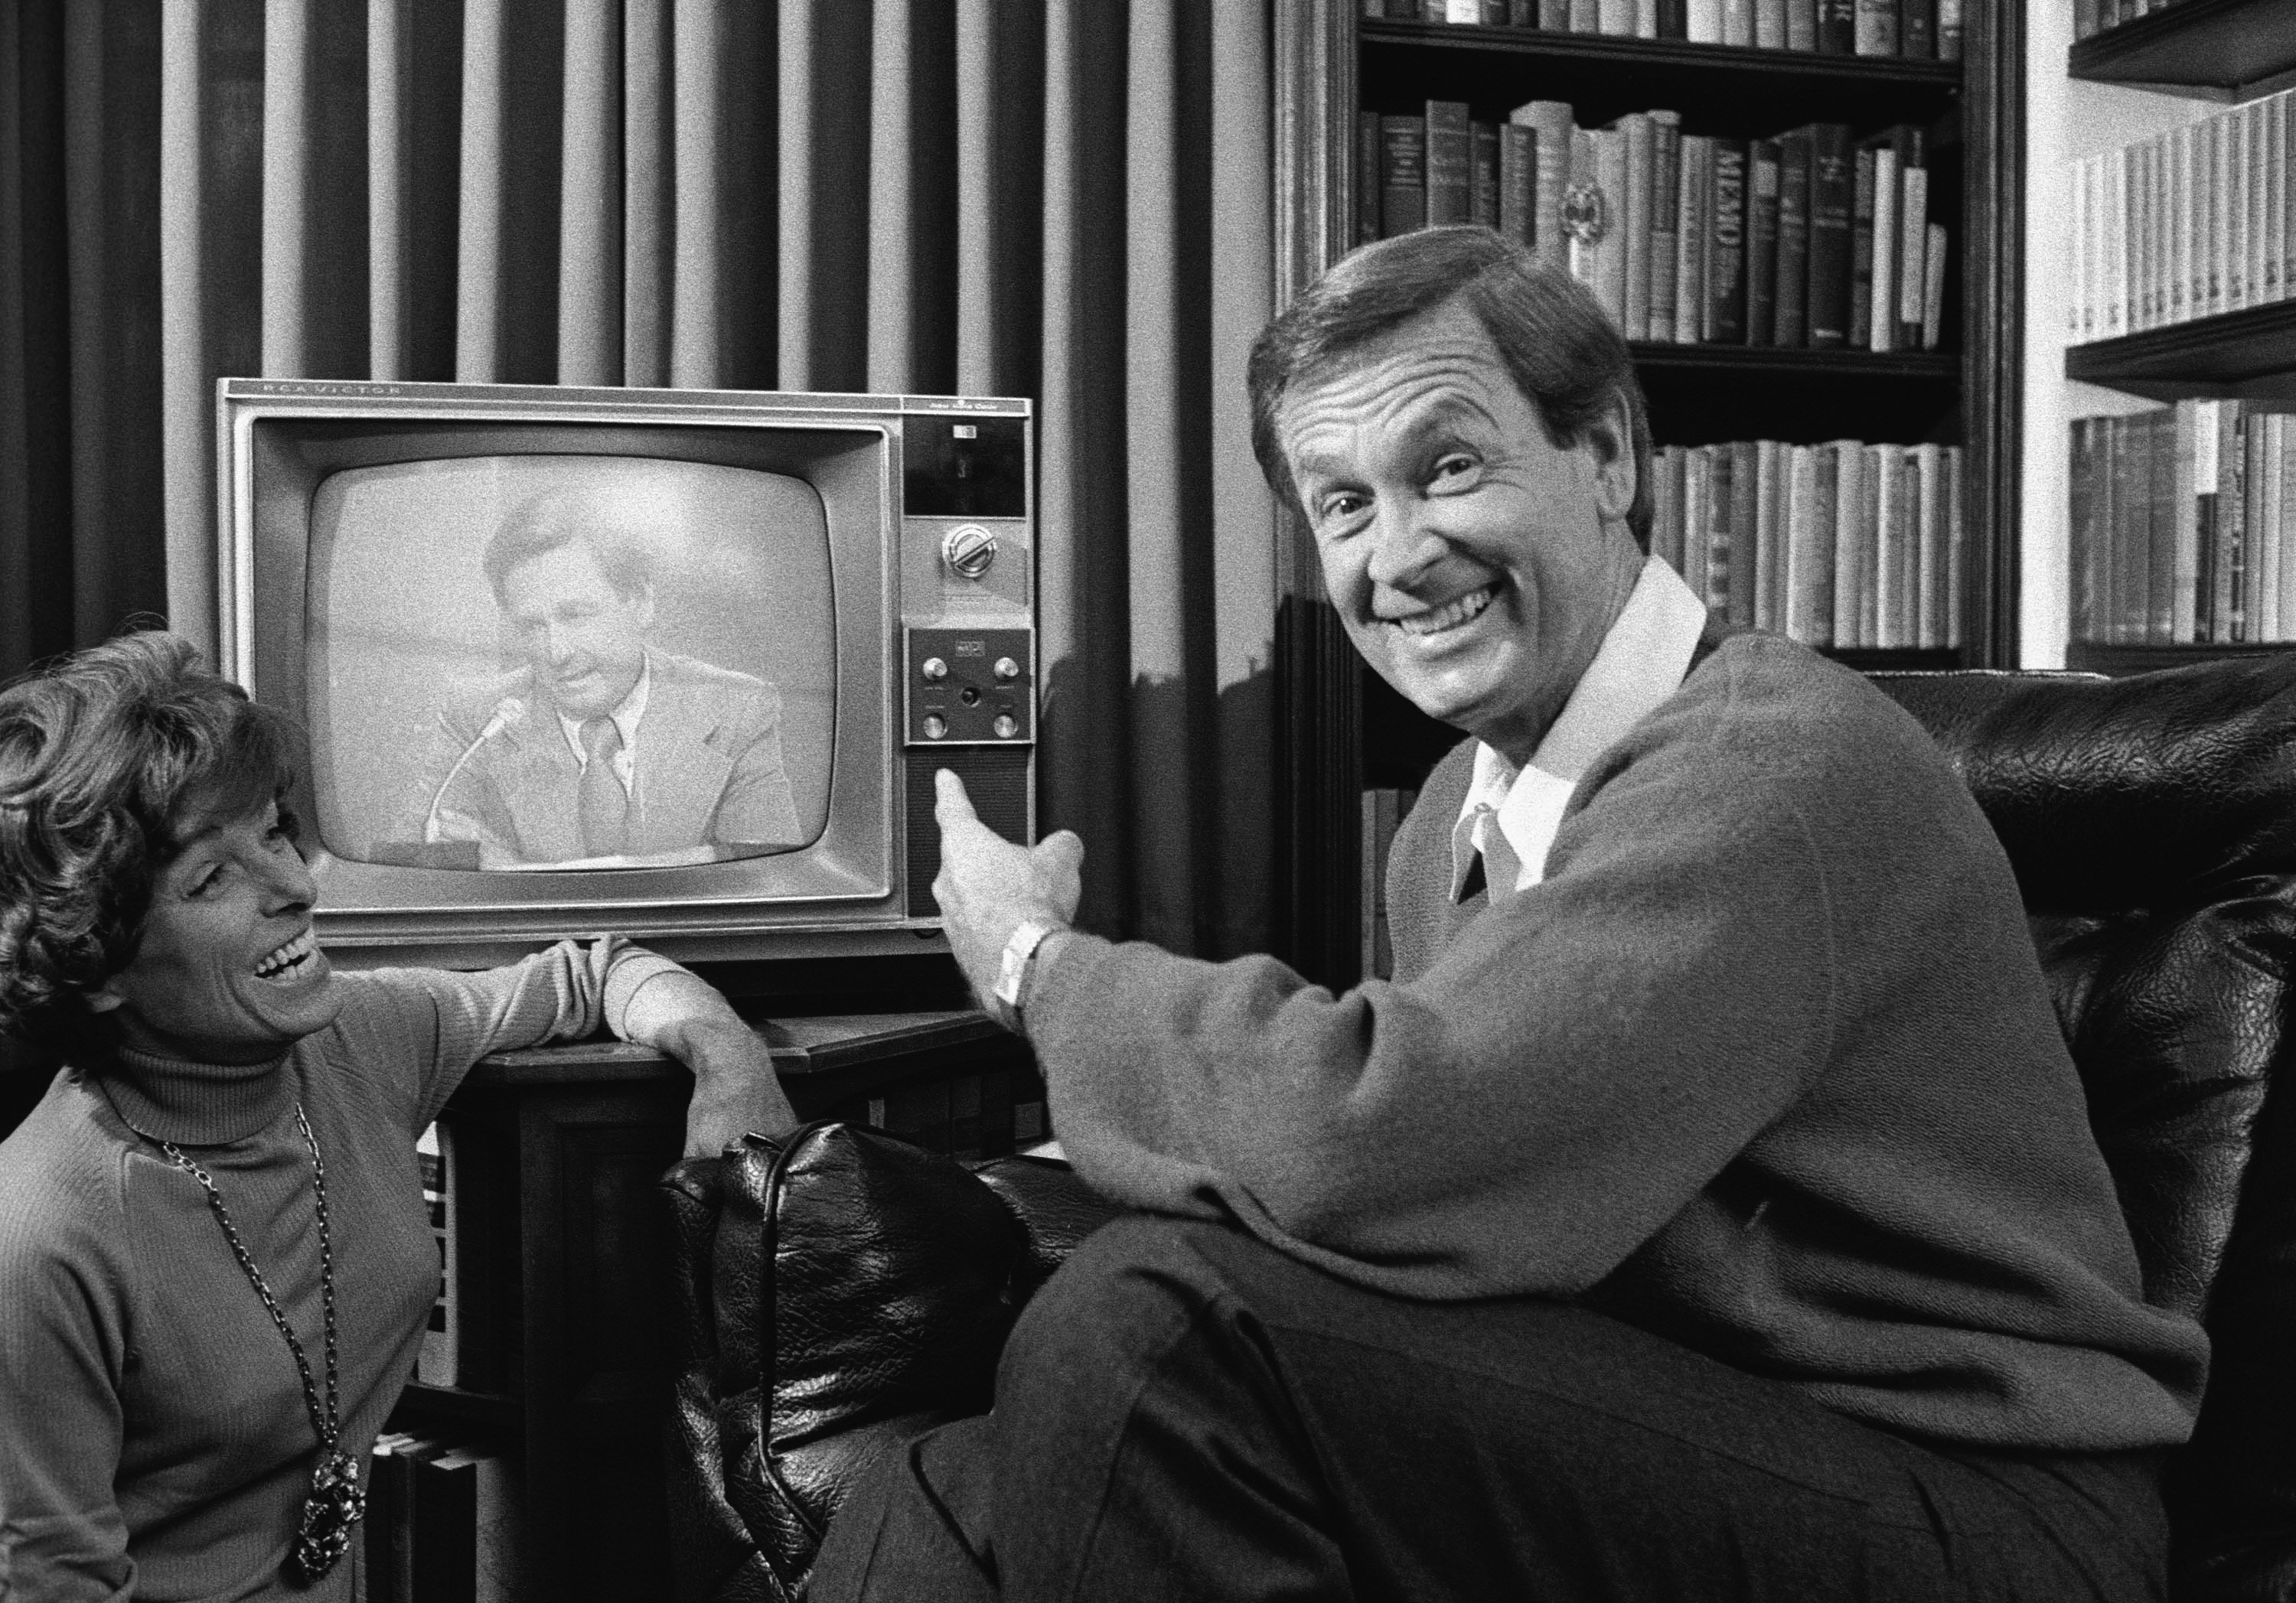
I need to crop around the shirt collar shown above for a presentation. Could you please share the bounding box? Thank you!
[559,652,653,765]
[1450,556,1709,901]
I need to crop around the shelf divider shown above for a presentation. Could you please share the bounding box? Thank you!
[2065,301,2296,399]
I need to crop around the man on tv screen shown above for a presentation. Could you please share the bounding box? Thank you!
[392,493,804,868]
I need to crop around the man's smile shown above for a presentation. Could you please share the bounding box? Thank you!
[1382,582,1500,640]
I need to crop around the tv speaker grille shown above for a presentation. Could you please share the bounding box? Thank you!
[905,748,1032,917]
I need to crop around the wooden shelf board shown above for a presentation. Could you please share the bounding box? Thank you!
[2065,301,2296,395]
[1630,341,1957,376]
[2066,640,2296,676]
[394,1381,521,1429]
[1361,19,1961,82]
[2069,0,2296,93]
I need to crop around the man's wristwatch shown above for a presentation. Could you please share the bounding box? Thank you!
[987,918,1063,1034]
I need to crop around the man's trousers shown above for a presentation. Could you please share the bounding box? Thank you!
[807,1214,2171,1601]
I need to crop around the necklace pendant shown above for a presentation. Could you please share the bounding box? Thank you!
[286,1448,367,1585]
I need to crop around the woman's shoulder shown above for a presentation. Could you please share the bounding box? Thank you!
[0,1070,132,1265]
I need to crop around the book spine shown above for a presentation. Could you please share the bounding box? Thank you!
[1785,444,1826,643]
[416,1122,457,1386]
[1731,438,1763,628]
[1923,222,1948,348]
[1499,122,1538,248]
[1936,0,1962,57]
[1817,0,1856,51]
[1746,138,1782,345]
[1470,120,1502,228]
[1868,143,1899,350]
[1721,0,1754,46]
[2069,417,2096,640]
[1651,445,1679,574]
[1900,0,1935,57]
[2247,99,2269,312]
[1572,0,1601,30]
[1676,134,1712,340]
[1774,129,1812,347]
[1381,116,1428,237]
[1659,0,1690,37]
[1854,0,1897,54]
[1622,112,1655,340]
[1913,442,1945,645]
[1706,444,1736,616]
[1541,0,1571,28]
[1425,101,1473,226]
[1513,100,1577,272]
[413,1452,481,1603]
[1754,438,1786,628]
[1592,125,1630,327]
[1831,442,1868,647]
[1806,124,1851,347]
[1849,145,1876,347]
[1870,443,1903,645]
[1708,139,1749,343]
[2266,414,2288,640]
[1687,0,1723,41]
[2225,400,2249,641]
[1599,0,1638,31]
[1683,446,1712,599]
[1787,0,1818,50]
[1755,0,1786,49]
[1897,158,1928,344]
[1649,112,1681,342]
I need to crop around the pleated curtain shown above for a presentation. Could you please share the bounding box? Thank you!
[0,0,1277,962]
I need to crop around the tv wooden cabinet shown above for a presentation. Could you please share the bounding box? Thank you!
[388,1011,1044,1601]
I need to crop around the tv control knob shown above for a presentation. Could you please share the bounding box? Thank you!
[921,657,948,682]
[993,657,1020,682]
[923,714,948,740]
[942,523,999,579]
[993,714,1019,739]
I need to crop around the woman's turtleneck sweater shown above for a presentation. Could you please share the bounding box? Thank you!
[0,939,677,1602]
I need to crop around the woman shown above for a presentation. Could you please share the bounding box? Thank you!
[0,631,796,1599]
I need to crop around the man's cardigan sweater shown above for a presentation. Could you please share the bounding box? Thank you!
[1025,633,2208,1451]
[0,940,674,1601]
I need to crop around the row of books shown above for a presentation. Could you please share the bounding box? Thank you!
[2066,86,2295,344]
[1365,103,1949,353]
[361,1432,520,1603]
[1366,0,1962,58]
[1651,438,1968,648]
[2070,402,2296,647]
[2073,0,2193,40]
[1360,787,1421,980]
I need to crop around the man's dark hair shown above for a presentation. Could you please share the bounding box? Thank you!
[0,631,298,1047]
[482,493,657,604]
[1247,226,1654,552]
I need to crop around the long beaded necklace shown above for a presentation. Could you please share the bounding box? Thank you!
[156,1103,365,1585]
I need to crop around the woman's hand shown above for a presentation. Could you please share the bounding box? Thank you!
[618,969,799,1156]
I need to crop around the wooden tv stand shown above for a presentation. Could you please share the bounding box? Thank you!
[390,1010,1043,1601]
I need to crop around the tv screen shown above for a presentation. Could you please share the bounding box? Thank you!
[306,455,836,872]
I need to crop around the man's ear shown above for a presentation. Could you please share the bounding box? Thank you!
[1583,397,1638,523]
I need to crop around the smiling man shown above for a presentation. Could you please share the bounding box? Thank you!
[804,228,2206,1603]
[393,495,804,868]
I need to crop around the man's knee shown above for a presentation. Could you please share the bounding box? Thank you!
[995,1214,1244,1406]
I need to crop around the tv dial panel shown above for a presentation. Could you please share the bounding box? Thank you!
[899,406,1035,911]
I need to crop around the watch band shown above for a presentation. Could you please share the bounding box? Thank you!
[989,917,1062,1033]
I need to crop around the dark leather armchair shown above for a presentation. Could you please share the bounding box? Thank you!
[662,655,2296,1603]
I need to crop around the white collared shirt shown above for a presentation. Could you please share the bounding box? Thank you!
[1450,556,1711,901]
[558,653,653,796]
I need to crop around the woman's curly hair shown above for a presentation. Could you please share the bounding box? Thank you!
[0,632,298,1047]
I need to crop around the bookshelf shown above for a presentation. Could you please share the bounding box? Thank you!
[1270,0,2024,986]
[2053,2,2296,673]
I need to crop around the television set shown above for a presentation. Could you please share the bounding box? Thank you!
[211,377,1034,972]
